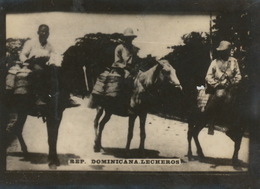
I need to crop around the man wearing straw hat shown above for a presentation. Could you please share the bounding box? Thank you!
[89,27,139,109]
[205,40,242,135]
[111,27,139,78]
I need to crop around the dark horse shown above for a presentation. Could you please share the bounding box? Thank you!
[187,80,249,169]
[3,64,67,168]
[93,60,182,152]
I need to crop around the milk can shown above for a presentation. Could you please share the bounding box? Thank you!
[14,62,32,95]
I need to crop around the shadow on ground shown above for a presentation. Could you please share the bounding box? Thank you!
[101,148,186,163]
[7,152,80,165]
[189,155,248,170]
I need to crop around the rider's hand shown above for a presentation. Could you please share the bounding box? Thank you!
[33,64,43,70]
[220,73,228,81]
[25,56,36,64]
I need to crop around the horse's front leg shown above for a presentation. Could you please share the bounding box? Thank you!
[193,124,205,159]
[187,122,194,161]
[94,111,111,152]
[94,106,104,137]
[232,134,243,169]
[126,114,137,150]
[15,113,28,155]
[139,112,147,150]
[46,113,62,168]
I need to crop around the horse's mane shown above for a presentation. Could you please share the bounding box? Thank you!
[136,64,162,88]
[130,64,162,109]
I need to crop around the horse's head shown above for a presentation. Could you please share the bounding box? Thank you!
[157,60,182,90]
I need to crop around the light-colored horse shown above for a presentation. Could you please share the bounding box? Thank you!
[93,60,182,152]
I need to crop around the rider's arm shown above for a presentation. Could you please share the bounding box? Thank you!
[112,45,125,68]
[205,60,220,88]
[19,40,32,63]
[231,59,242,84]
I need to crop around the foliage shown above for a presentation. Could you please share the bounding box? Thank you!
[151,32,210,117]
[5,38,29,68]
[61,32,158,95]
[61,12,251,117]
[212,12,251,76]
[61,33,125,95]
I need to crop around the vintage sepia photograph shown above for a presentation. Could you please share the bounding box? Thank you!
[4,11,250,172]
[1,0,260,187]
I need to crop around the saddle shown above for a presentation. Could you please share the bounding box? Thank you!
[89,68,134,113]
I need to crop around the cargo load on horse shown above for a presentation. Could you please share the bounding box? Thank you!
[92,68,124,98]
[5,62,32,95]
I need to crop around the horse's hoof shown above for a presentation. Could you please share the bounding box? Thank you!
[233,165,242,171]
[94,145,101,152]
[48,163,57,170]
[49,157,60,167]
[23,152,30,160]
[198,155,205,162]
[125,145,130,151]
[232,159,241,169]
[138,148,145,157]
[187,155,193,161]
[54,159,60,166]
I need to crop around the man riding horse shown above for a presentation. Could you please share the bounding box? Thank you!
[89,28,139,113]
[188,41,247,169]
[19,24,56,106]
[205,40,242,135]
[5,24,71,168]
[19,24,77,108]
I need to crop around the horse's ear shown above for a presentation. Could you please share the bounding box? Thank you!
[158,59,168,66]
[157,60,167,70]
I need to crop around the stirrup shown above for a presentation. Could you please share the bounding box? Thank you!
[208,126,214,135]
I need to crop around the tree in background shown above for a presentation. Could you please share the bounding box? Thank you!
[61,32,158,96]
[0,38,29,93]
[161,32,211,117]
[61,33,124,96]
[61,11,251,118]
[159,11,251,117]
[5,38,30,68]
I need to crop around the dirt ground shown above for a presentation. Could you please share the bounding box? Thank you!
[6,96,249,172]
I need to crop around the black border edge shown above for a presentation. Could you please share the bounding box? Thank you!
[1,0,260,188]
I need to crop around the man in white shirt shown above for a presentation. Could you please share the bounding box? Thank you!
[20,24,54,105]
[20,24,54,67]
[20,24,78,107]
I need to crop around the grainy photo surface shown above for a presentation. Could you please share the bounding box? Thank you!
[4,12,250,172]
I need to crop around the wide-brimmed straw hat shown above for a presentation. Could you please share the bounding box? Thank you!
[216,40,232,51]
[123,28,137,38]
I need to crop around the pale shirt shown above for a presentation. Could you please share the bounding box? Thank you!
[19,39,55,64]
[205,57,242,88]
[111,44,138,69]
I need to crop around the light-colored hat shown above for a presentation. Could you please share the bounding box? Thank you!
[123,28,137,37]
[216,40,232,51]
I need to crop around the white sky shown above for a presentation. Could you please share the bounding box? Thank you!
[7,12,210,59]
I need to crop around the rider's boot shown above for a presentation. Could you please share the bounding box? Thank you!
[208,124,214,135]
